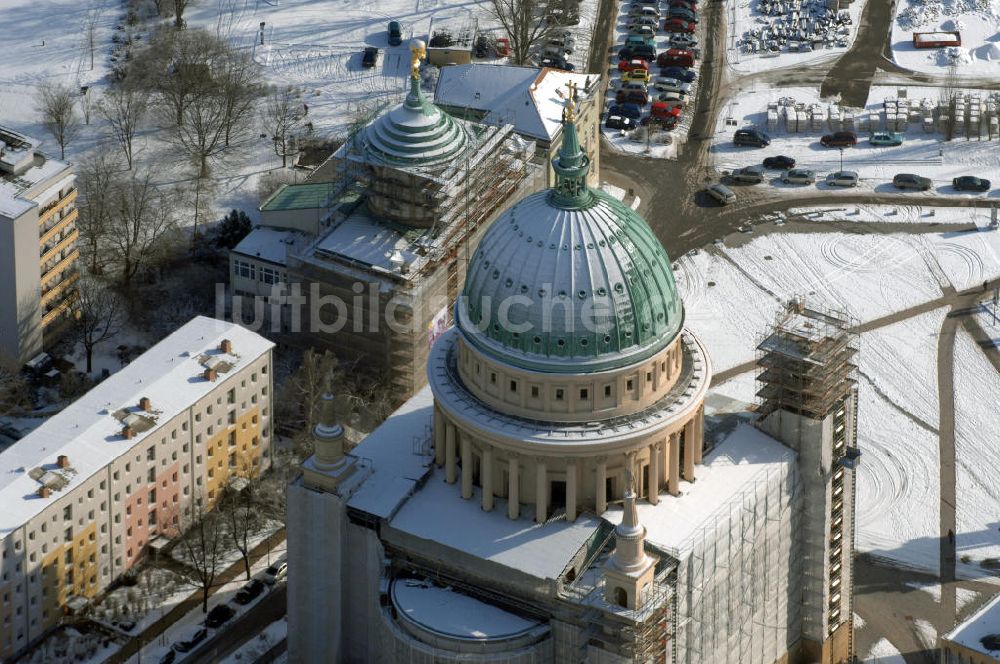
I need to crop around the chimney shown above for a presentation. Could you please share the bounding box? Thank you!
[122,425,134,439]
[219,339,233,354]
[204,368,217,382]
[37,486,51,499]
[139,397,152,412]
[56,455,70,469]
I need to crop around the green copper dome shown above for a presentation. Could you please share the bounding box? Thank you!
[456,107,684,374]
[361,72,469,167]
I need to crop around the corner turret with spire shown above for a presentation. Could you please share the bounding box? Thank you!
[302,375,357,494]
[604,467,657,610]
[549,80,594,209]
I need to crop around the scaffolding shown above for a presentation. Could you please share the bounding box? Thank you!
[755,300,859,421]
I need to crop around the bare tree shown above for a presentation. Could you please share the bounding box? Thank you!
[172,0,190,28]
[74,276,123,374]
[106,170,176,289]
[75,150,121,274]
[99,87,148,169]
[0,354,32,416]
[489,0,552,66]
[217,52,261,147]
[174,501,226,613]
[217,476,265,581]
[37,83,81,159]
[280,348,339,436]
[262,87,306,167]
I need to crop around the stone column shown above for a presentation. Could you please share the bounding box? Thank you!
[461,435,473,499]
[445,423,456,484]
[433,408,445,467]
[508,456,520,520]
[535,459,548,523]
[648,442,660,505]
[668,432,680,496]
[566,462,577,521]
[482,447,494,512]
[693,406,704,465]
[683,420,696,481]
[595,458,608,515]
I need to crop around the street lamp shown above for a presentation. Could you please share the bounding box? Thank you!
[839,147,844,173]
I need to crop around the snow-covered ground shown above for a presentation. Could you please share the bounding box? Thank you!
[864,637,906,664]
[724,0,868,75]
[891,0,1000,77]
[712,84,1000,197]
[218,617,286,663]
[786,204,997,227]
[953,328,1000,580]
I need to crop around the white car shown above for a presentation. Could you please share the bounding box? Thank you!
[826,171,859,187]
[781,168,816,185]
[652,77,691,94]
[705,183,736,205]
[263,560,287,585]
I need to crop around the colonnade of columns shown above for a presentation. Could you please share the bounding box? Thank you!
[431,405,706,523]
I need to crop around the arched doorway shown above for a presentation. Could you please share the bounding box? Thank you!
[614,587,628,608]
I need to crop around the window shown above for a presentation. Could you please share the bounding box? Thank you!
[228,432,236,446]
[646,371,653,382]
[228,411,236,425]
[555,389,565,401]
[509,380,517,393]
[229,452,236,468]
[64,527,72,542]
[147,446,155,461]
[63,505,72,520]
[65,550,72,565]
[490,372,497,385]
[236,260,256,280]
[149,488,156,504]
[580,388,589,400]
[147,467,155,482]
[605,385,612,397]
[531,386,539,398]
[626,379,634,391]
[148,510,157,526]
[227,388,236,404]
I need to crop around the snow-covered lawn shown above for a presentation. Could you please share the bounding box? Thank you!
[864,637,906,664]
[922,227,1000,292]
[891,0,1000,78]
[711,85,1000,197]
[724,0,868,75]
[787,204,996,227]
[92,567,192,636]
[953,328,1000,580]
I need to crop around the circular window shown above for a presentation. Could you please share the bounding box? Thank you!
[580,338,589,347]
[624,330,632,338]
[578,290,586,299]
[557,338,566,347]
[562,244,569,250]
[558,290,567,298]
[493,323,500,331]
[574,244,582,250]
[599,240,606,247]
[656,312,664,321]
[587,242,594,249]
[533,336,542,344]
[505,278,513,287]
[513,224,518,231]
[492,270,500,279]
[520,285,528,293]
[537,241,543,247]
[597,287,607,296]
[538,288,547,297]
[604,334,612,343]
[614,283,624,293]
[550,243,557,250]
[527,236,533,243]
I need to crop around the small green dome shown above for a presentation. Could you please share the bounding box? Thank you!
[457,107,683,374]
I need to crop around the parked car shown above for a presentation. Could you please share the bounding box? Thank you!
[657,48,695,67]
[624,34,655,49]
[628,25,657,39]
[733,128,770,147]
[763,155,795,169]
[953,175,991,191]
[656,91,687,107]
[606,114,637,131]
[616,89,649,105]
[668,34,699,49]
[608,103,643,120]
[664,18,696,33]
[172,627,208,653]
[264,561,288,585]
[619,45,656,62]
[705,183,736,205]
[668,0,698,10]
[112,619,137,633]
[235,579,267,605]
[547,30,575,52]
[618,58,649,73]
[893,173,932,190]
[157,648,177,664]
[627,16,659,29]
[361,47,378,68]
[869,131,903,146]
[650,101,682,121]
[660,66,696,82]
[641,114,678,130]
[668,7,698,22]
[820,131,858,147]
[732,165,766,184]
[387,21,402,46]
[781,168,816,185]
[205,603,235,628]
[652,77,690,94]
[826,171,859,187]
[622,69,651,84]
[628,5,660,18]
[540,56,575,71]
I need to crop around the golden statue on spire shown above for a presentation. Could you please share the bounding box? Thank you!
[563,80,578,123]
[409,39,426,81]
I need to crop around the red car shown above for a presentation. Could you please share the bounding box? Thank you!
[664,18,695,33]
[618,58,649,74]
[615,89,650,105]
[651,101,682,120]
[656,48,695,67]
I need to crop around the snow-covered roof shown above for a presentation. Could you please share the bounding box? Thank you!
[603,424,795,555]
[345,386,436,519]
[311,210,422,275]
[0,317,274,536]
[232,227,312,267]
[434,65,597,141]
[943,590,1000,656]
[0,126,71,219]
[260,182,337,212]
[389,470,603,581]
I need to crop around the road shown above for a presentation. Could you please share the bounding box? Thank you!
[187,585,287,664]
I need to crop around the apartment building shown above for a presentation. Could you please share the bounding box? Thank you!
[0,126,79,364]
[0,316,274,659]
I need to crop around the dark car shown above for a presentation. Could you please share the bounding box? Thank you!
[668,0,697,10]
[668,7,698,22]
[664,18,696,33]
[953,175,991,192]
[172,627,208,653]
[540,56,575,71]
[158,649,177,664]
[608,103,643,120]
[893,173,932,191]
[820,131,858,147]
[606,114,637,131]
[235,579,266,605]
[733,128,770,147]
[619,45,657,62]
[205,603,235,628]
[615,89,649,106]
[361,47,378,68]
[387,21,402,46]
[660,66,696,82]
[763,155,795,169]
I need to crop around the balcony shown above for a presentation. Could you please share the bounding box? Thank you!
[37,189,77,229]
[39,208,78,247]
[42,291,79,327]
[41,270,79,308]
[41,249,80,289]
[40,229,79,267]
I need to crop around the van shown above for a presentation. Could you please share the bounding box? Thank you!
[387,21,402,46]
[733,128,770,147]
[657,48,694,67]
[547,31,576,53]
[705,183,736,205]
